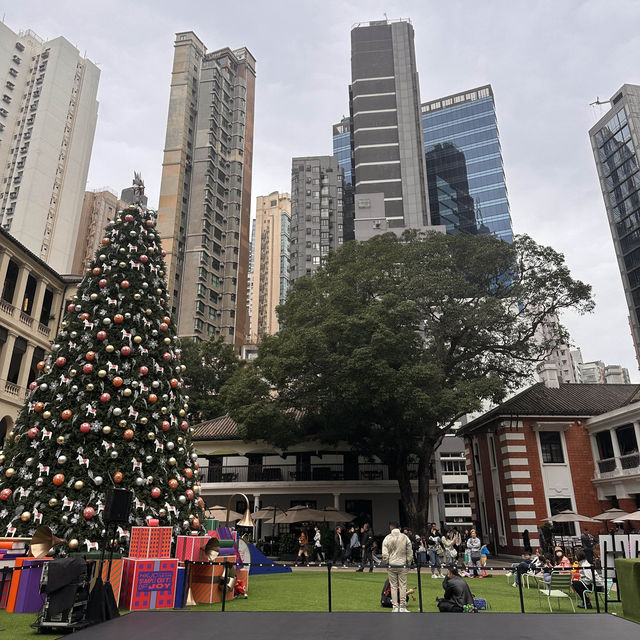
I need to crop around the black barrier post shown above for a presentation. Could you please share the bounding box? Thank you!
[417,564,423,613]
[327,563,332,612]
[221,561,229,612]
[591,567,600,614]
[603,540,608,613]
[517,573,525,613]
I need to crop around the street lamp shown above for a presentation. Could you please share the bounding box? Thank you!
[226,492,254,528]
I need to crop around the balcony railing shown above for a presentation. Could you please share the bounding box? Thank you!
[19,311,33,327]
[597,457,617,474]
[0,299,15,317]
[2,378,24,402]
[595,453,640,479]
[37,322,51,337]
[198,462,427,484]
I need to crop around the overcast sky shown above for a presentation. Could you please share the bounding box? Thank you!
[6,0,640,378]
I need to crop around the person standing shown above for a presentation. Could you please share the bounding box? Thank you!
[466,529,482,577]
[356,523,374,572]
[581,528,595,564]
[382,522,413,613]
[313,525,325,562]
[427,523,444,578]
[332,526,345,566]
[346,526,360,564]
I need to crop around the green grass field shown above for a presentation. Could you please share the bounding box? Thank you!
[0,569,621,639]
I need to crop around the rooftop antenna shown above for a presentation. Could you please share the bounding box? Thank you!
[590,97,610,106]
[384,12,388,20]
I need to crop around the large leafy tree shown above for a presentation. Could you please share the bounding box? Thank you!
[224,231,593,533]
[178,335,243,422]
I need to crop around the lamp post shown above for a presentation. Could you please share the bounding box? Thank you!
[226,492,254,528]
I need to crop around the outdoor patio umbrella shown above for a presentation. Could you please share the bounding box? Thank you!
[205,505,243,522]
[592,508,630,524]
[614,510,640,522]
[316,507,356,522]
[252,506,288,521]
[275,505,326,523]
[544,510,598,523]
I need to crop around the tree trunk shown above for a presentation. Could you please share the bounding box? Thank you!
[394,454,430,534]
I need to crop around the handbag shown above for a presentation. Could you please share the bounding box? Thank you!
[449,548,458,559]
[471,551,481,562]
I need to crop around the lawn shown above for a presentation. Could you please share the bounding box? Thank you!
[0,569,621,639]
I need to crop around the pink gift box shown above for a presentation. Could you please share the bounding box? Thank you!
[129,526,172,559]
[120,558,178,610]
[175,535,211,562]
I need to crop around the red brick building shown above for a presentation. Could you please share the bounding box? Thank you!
[459,382,640,554]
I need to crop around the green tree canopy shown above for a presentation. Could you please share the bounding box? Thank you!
[224,231,593,532]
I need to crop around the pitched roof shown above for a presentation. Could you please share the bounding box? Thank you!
[193,414,240,441]
[459,382,640,435]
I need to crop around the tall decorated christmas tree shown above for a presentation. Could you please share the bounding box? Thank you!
[0,196,204,552]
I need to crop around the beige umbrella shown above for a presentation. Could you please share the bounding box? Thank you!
[592,508,629,523]
[615,510,640,521]
[205,505,243,522]
[316,507,356,522]
[252,506,288,521]
[544,510,598,523]
[275,505,326,524]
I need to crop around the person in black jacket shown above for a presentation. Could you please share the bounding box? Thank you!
[356,523,374,572]
[436,565,475,612]
[332,526,346,566]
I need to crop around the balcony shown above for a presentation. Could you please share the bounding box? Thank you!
[2,379,25,402]
[595,453,640,480]
[0,299,16,317]
[19,311,33,327]
[198,462,426,484]
[37,322,51,337]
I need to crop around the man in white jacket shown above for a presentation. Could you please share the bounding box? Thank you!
[382,522,413,612]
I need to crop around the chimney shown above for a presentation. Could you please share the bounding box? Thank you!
[539,363,560,389]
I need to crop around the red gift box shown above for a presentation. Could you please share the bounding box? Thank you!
[190,558,235,604]
[175,536,211,562]
[119,557,178,610]
[129,526,172,559]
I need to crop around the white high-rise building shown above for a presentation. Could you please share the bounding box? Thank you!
[0,22,99,274]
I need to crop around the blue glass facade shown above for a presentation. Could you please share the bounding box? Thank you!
[421,86,513,242]
[332,117,352,185]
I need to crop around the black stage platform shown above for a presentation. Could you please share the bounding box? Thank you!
[65,611,637,640]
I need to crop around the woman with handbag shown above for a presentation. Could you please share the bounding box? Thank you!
[466,529,482,577]
[442,529,459,565]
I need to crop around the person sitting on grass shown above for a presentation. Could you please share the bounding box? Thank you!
[572,549,605,609]
[380,579,416,608]
[436,565,475,612]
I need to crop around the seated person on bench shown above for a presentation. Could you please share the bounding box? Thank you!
[436,565,474,612]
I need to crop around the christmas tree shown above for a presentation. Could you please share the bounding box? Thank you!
[0,202,203,552]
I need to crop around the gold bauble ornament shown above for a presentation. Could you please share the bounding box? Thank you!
[179,409,186,417]
[69,539,79,550]
[43,410,51,419]
[163,337,171,345]
[161,407,168,415]
[156,288,162,295]
[168,457,176,466]
[49,498,58,507]
[193,485,201,495]
[119,419,127,428]
[5,468,15,478]
[140,417,148,425]
[56,436,65,445]
[102,426,112,435]
[0,454,5,464]
[7,430,13,439]
[181,365,186,372]
[147,432,155,440]
[86,383,95,391]
[21,511,31,522]
[74,480,84,490]
[123,388,132,397]
[69,369,77,377]
[188,514,195,521]
[134,293,141,301]
[90,293,98,301]
[145,308,152,315]
[177,437,184,445]
[133,336,142,344]
[119,261,126,268]
[61,321,68,328]
[159,508,167,517]
[106,345,115,353]
[98,370,107,378]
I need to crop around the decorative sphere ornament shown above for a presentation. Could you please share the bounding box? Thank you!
[151,330,158,337]
[0,488,12,500]
[163,352,172,361]
[74,480,84,490]
[83,363,93,374]
[90,293,98,301]
[56,436,65,445]
[159,509,167,517]
[161,420,170,431]
[166,441,174,450]
[180,421,188,431]
[113,377,123,388]
[134,293,141,301]
[26,457,34,466]
[186,489,194,500]
[102,237,110,245]
[21,511,31,522]
[133,335,142,344]
[129,231,136,238]
[119,261,126,268]
[97,331,107,341]
[71,385,78,393]
[56,356,67,367]
[102,317,111,326]
[123,388,132,397]
[124,429,134,440]
[121,280,130,289]
[119,247,126,254]
[177,437,184,445]
[62,515,69,524]
[159,322,168,332]
[34,402,44,412]
[119,419,127,427]
[168,457,177,466]
[69,369,77,377]
[113,471,123,483]
[114,314,124,324]
[29,381,38,391]
[179,409,186,417]
[148,394,157,403]
[151,380,160,389]
[121,346,131,356]
[147,431,155,440]
[135,477,144,487]
[69,539,79,550]
[99,279,107,288]
[37,360,46,371]
[27,427,39,439]
[184,468,193,479]
[92,266,101,275]
[146,475,154,483]
[35,477,44,487]
[83,506,95,519]
[156,288,162,295]
[151,487,161,499]
[140,254,149,263]
[49,498,58,506]
[193,485,200,495]
[139,366,149,376]
[125,213,134,222]
[192,518,200,529]
[140,416,148,425]
[53,473,65,486]
[163,337,171,345]
[58,455,67,465]
[168,479,178,490]
[100,392,111,403]
[170,379,179,389]
[80,422,91,434]
[94,476,103,486]
[0,454,4,464]
[191,453,198,461]
[145,455,152,463]
[98,369,107,378]
[145,308,152,315]
[110,450,118,459]
[67,303,76,312]
[61,409,72,420]
[178,495,187,504]
[86,383,95,391]
[106,345,115,353]
[43,411,51,420]
[102,426,111,435]
[86,351,96,361]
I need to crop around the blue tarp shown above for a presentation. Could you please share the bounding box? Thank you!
[247,543,292,575]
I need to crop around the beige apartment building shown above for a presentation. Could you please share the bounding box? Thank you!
[249,192,290,342]
[0,21,99,274]
[158,32,255,350]
[71,190,126,275]
[0,227,78,441]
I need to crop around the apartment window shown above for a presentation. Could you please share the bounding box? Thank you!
[539,431,564,464]
[194,318,203,332]
[444,492,470,507]
[488,435,497,468]
[312,256,320,265]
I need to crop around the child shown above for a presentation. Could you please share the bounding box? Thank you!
[480,543,490,577]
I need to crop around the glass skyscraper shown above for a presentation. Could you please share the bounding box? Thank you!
[332,116,352,185]
[421,85,513,242]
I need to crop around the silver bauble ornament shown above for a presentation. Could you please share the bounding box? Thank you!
[25,457,34,466]
[35,477,44,486]
[110,450,118,459]
[125,313,131,319]
[178,447,185,454]
[94,476,103,485]
[40,383,48,391]
[135,477,144,486]
[142,282,148,289]
[134,293,141,301]
[113,407,122,417]
[166,442,174,450]
[191,453,198,461]
[58,455,67,464]
[100,254,107,261]
[145,455,153,463]
[152,380,160,389]
[71,385,78,392]
[178,495,187,504]
[103,317,111,325]
[159,508,166,517]
[70,331,77,338]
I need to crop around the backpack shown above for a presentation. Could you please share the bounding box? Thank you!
[474,598,489,610]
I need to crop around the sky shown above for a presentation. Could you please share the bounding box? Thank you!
[5,0,640,378]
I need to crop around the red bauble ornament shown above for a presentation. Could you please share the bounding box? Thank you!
[56,356,66,367]
[139,365,149,376]
[37,360,46,370]
[114,314,124,324]
[147,517,159,526]
[162,352,172,361]
[140,254,149,263]
[34,402,44,412]
[159,323,168,332]
[148,393,157,403]
[192,518,200,529]
[100,393,111,403]
[97,331,107,341]
[151,487,161,499]
[124,429,134,440]
[120,280,130,289]
[92,267,101,275]
[185,489,194,500]
[61,409,72,420]
[170,378,179,388]
[28,427,39,439]
[83,507,95,519]
[162,316,170,324]
[184,468,193,479]
[80,422,91,434]
[112,376,124,387]
[53,474,65,486]
[161,249,167,257]
[86,350,96,361]
[99,279,107,288]
[146,219,153,228]
[180,420,188,431]
[29,381,38,391]
[161,420,170,431]
[124,213,134,222]
[121,345,131,356]
[82,363,93,374]
[67,303,75,312]
[168,478,178,490]
[79,312,90,321]
[0,488,12,501]
[113,471,123,483]
[102,237,109,245]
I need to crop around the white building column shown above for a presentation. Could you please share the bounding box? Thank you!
[13,265,30,311]
[0,252,11,295]
[333,493,340,509]
[633,422,640,456]
[17,342,35,390]
[0,332,17,381]
[31,279,47,323]
[253,494,261,511]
